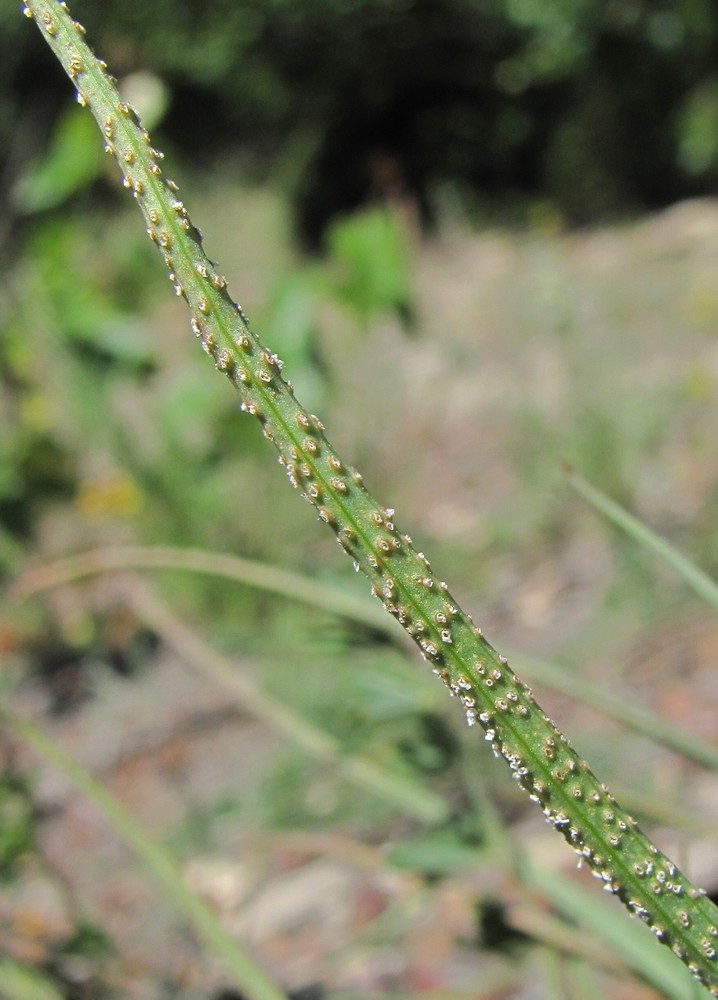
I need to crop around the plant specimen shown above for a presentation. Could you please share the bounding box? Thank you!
[20,1,718,994]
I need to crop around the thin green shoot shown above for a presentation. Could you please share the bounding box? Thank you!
[563,463,718,611]
[0,705,287,1000]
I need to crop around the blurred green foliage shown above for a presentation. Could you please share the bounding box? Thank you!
[0,959,65,1000]
[325,208,413,325]
[4,0,718,241]
[0,774,34,878]
[12,107,105,215]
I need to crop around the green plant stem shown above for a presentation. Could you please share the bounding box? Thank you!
[1,704,287,1000]
[563,464,718,611]
[23,2,718,991]
[120,576,447,824]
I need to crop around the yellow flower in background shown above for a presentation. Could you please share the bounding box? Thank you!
[75,474,143,520]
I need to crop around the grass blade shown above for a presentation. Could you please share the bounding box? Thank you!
[122,577,448,824]
[525,864,701,1000]
[1,705,287,1000]
[0,959,65,1000]
[515,652,718,772]
[563,463,718,611]
[10,545,390,634]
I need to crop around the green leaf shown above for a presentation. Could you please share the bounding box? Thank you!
[0,959,64,1000]
[675,78,718,177]
[13,105,105,213]
[388,834,480,876]
[326,207,411,323]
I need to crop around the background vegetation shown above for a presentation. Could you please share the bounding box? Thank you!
[4,0,718,242]
[2,1,718,998]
